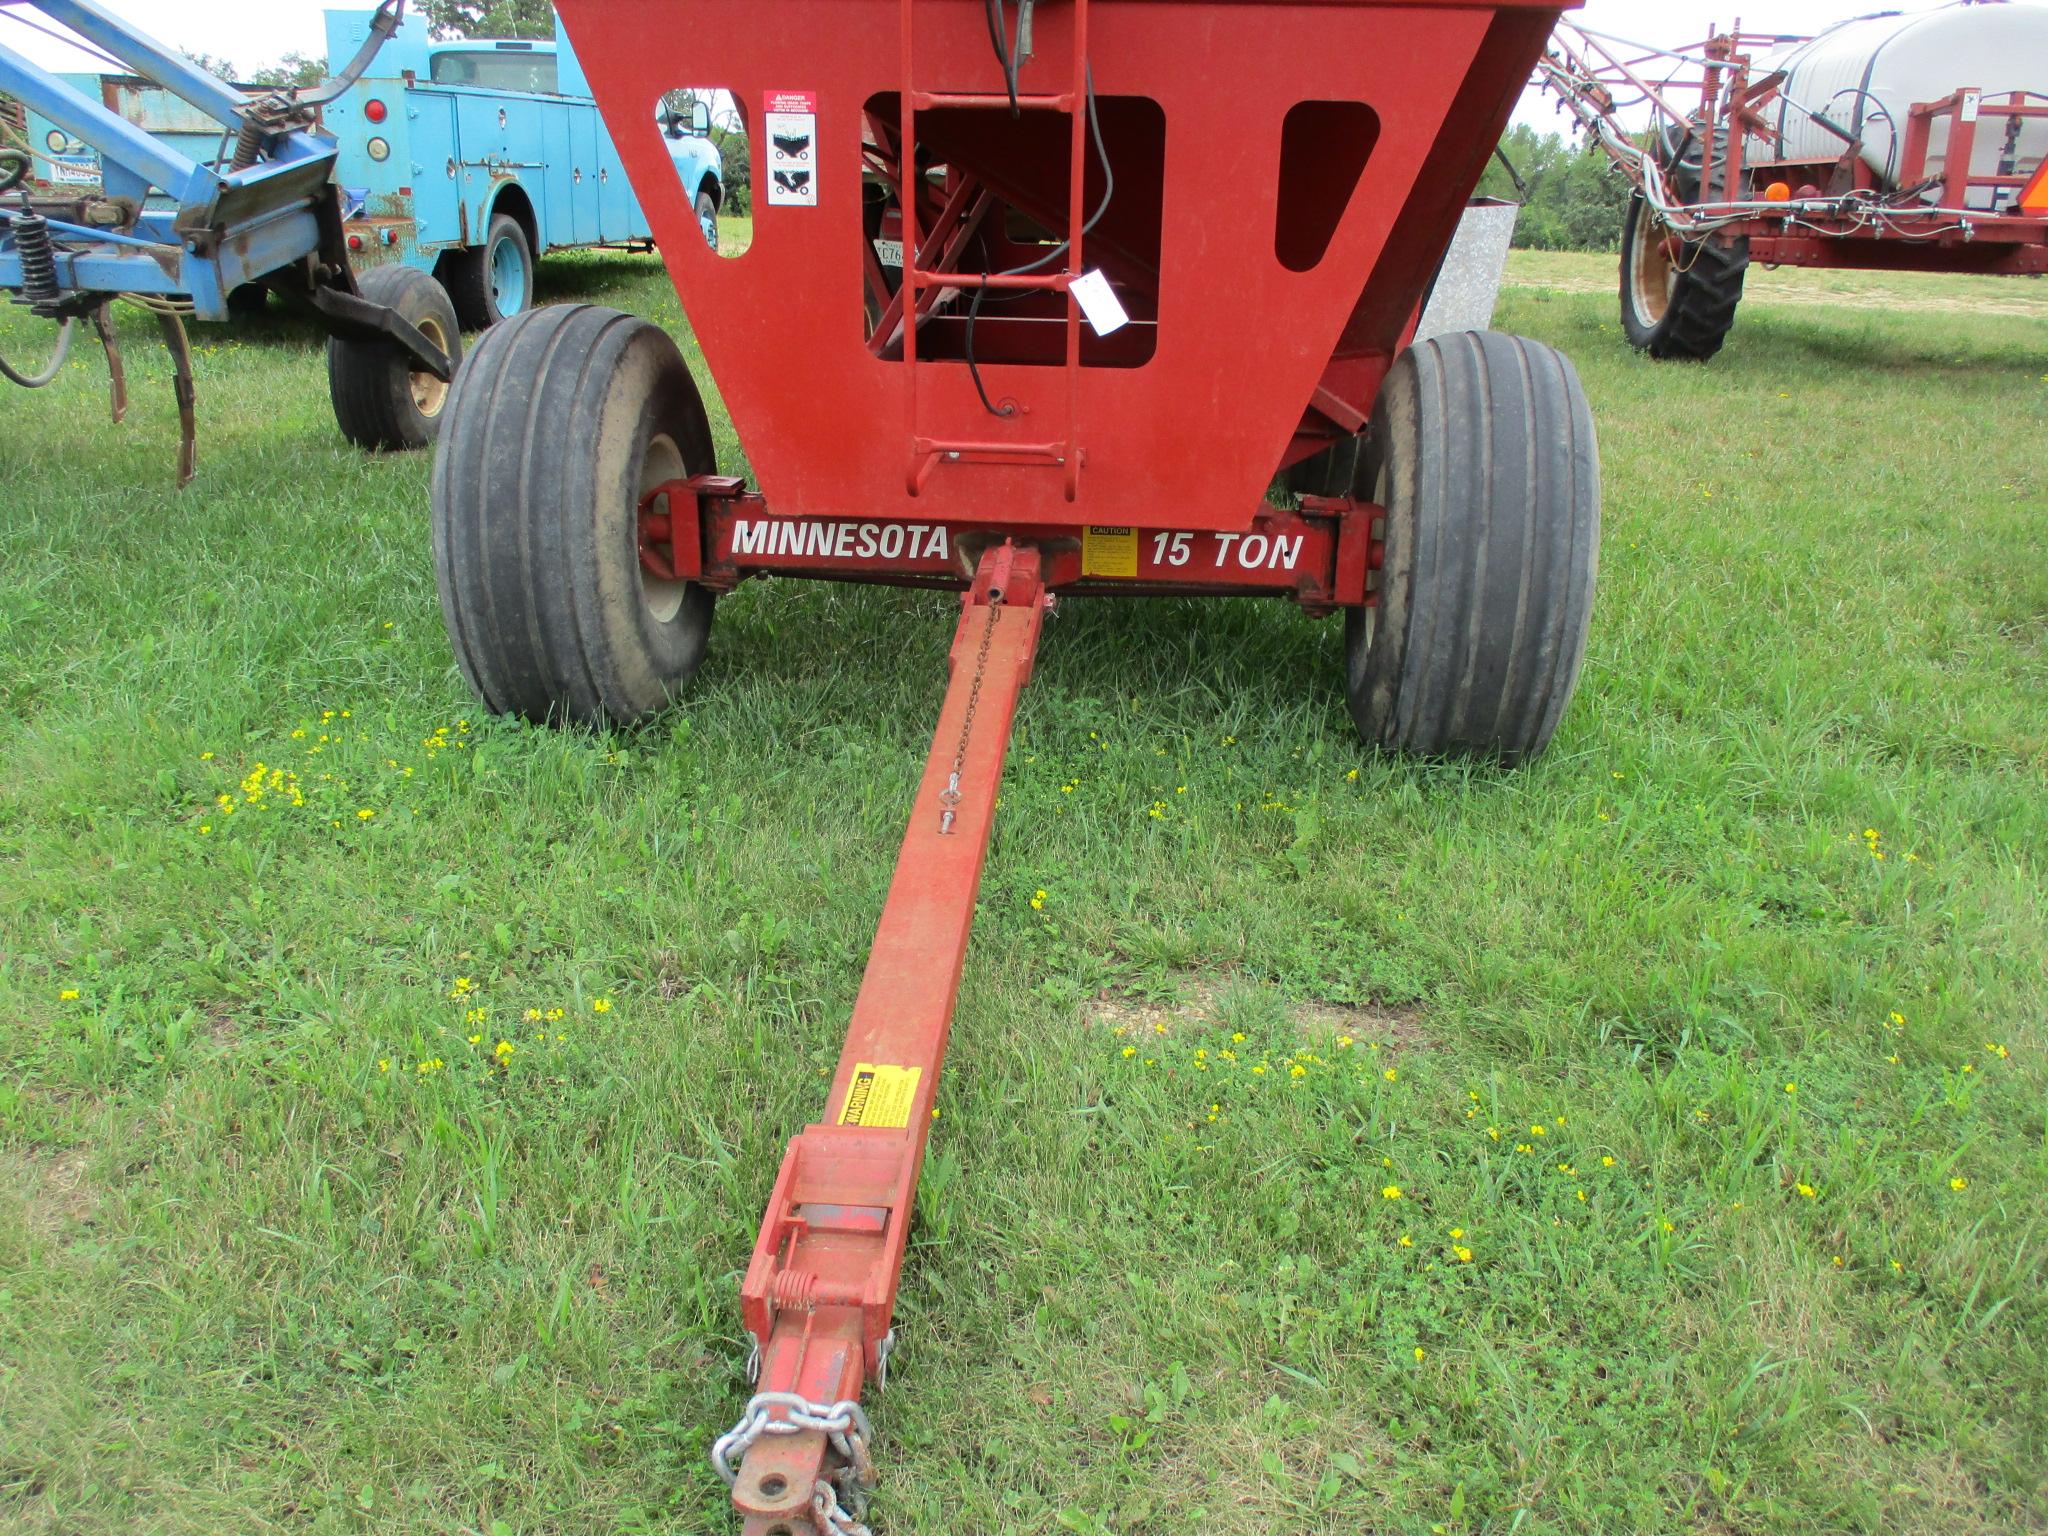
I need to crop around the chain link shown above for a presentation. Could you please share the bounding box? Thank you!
[812,1477,875,1536]
[711,1392,879,1533]
[938,593,1004,836]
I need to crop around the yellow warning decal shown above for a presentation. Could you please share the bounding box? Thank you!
[1082,526,1139,579]
[838,1063,922,1129]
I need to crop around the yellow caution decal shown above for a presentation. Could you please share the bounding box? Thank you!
[838,1063,922,1129]
[1081,526,1139,579]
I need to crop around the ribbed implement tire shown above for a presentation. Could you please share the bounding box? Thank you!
[1619,194,1747,361]
[329,264,461,450]
[431,303,717,728]
[1344,331,1599,764]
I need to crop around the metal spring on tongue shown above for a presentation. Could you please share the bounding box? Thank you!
[14,212,58,311]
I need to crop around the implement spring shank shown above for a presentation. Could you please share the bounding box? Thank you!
[722,544,1049,1533]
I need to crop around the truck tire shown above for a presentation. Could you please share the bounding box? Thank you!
[695,190,720,251]
[1618,194,1747,361]
[431,304,717,728]
[1341,331,1598,764]
[328,265,461,451]
[449,213,535,329]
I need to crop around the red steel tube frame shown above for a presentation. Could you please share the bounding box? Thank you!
[1539,22,2048,273]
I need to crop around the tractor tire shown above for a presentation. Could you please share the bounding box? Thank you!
[1340,331,1599,764]
[695,190,720,251]
[448,213,535,329]
[1618,194,1747,361]
[328,264,461,451]
[431,303,717,729]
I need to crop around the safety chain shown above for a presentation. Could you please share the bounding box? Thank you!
[938,591,1004,836]
[711,1392,878,1534]
[812,1478,874,1536]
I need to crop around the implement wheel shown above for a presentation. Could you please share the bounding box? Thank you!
[431,303,717,728]
[329,265,461,451]
[1337,331,1599,764]
[1619,195,1747,361]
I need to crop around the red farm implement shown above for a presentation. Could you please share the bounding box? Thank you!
[427,2,1598,1530]
[1537,11,2048,360]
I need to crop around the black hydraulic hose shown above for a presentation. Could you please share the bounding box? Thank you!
[1493,145,1530,201]
[0,316,74,389]
[982,0,1022,117]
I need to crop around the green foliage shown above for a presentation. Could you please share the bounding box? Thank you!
[713,125,750,216]
[177,48,241,82]
[418,0,554,39]
[1480,123,1635,253]
[248,52,328,90]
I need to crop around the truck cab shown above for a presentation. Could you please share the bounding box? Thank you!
[322,7,723,327]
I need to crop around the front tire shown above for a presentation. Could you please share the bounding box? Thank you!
[1340,331,1599,764]
[431,304,717,728]
[1619,194,1747,361]
[695,190,720,251]
[328,264,460,451]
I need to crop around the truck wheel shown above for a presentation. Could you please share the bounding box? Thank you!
[449,213,535,329]
[695,191,720,251]
[1342,331,1598,764]
[1618,195,1746,361]
[431,304,717,728]
[328,265,461,451]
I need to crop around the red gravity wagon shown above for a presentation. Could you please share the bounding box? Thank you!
[427,1,1599,1529]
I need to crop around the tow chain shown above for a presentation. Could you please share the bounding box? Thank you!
[938,591,1003,836]
[710,1392,878,1535]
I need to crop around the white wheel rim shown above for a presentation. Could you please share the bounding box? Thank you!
[638,432,688,624]
[1629,209,1677,330]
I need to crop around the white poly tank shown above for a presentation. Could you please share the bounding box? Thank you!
[1759,2,2048,209]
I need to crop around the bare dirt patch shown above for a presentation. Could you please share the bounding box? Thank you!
[7,1148,98,1237]
[1084,976,1429,1048]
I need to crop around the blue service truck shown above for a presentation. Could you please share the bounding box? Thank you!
[321,7,725,327]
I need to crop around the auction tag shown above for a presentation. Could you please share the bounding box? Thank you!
[1082,526,1138,578]
[763,89,818,206]
[838,1063,921,1128]
[1070,269,1129,336]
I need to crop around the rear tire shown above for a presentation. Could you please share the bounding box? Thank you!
[1341,331,1599,764]
[328,264,460,451]
[431,304,717,729]
[449,213,535,329]
[1619,194,1747,361]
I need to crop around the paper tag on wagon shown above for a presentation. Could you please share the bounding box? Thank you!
[1070,269,1129,336]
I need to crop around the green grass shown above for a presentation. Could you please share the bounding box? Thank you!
[2,249,2045,1536]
